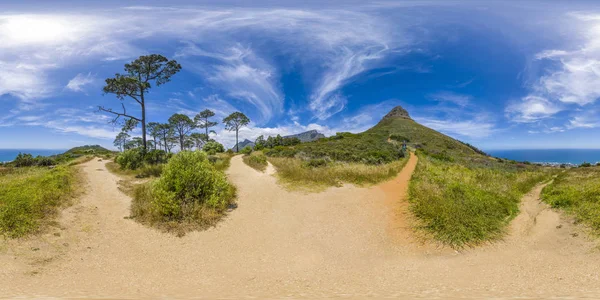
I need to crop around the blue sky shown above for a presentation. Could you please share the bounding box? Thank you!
[1,1,600,150]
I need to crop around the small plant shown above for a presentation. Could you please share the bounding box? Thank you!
[580,162,592,167]
[13,153,35,167]
[303,158,329,168]
[240,146,253,155]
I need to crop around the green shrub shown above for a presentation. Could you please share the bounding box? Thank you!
[580,162,592,167]
[303,158,329,168]
[144,149,168,165]
[116,148,144,170]
[203,141,225,155]
[131,151,236,231]
[242,152,268,171]
[13,153,35,167]
[226,149,234,155]
[240,146,253,155]
[35,156,56,166]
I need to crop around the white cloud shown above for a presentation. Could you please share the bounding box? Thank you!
[567,115,600,129]
[414,117,495,138]
[505,95,562,123]
[428,91,471,107]
[66,72,95,92]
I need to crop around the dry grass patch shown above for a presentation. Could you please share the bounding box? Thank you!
[268,156,409,190]
[242,151,268,172]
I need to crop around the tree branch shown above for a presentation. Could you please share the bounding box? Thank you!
[98,104,142,123]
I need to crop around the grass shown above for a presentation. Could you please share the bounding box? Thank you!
[269,155,409,190]
[542,166,600,235]
[409,153,554,248]
[210,152,234,172]
[242,151,268,172]
[0,165,79,238]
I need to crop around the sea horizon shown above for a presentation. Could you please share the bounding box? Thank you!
[0,149,67,163]
[486,148,600,165]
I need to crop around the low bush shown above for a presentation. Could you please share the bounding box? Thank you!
[203,141,225,155]
[13,153,35,167]
[144,149,168,165]
[240,146,253,155]
[542,167,600,235]
[130,151,236,233]
[242,152,268,172]
[116,148,144,170]
[0,166,77,237]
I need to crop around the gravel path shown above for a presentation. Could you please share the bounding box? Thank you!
[1,154,599,298]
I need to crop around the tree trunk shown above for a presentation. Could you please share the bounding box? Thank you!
[179,132,184,152]
[140,90,147,152]
[236,128,239,152]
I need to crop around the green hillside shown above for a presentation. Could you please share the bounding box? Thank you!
[265,105,485,164]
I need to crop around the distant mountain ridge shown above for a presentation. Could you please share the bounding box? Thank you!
[284,130,325,142]
[232,139,255,151]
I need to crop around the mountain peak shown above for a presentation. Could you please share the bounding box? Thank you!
[382,106,411,121]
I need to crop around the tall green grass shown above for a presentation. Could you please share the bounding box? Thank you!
[0,166,77,238]
[542,167,600,235]
[268,155,409,190]
[409,154,552,248]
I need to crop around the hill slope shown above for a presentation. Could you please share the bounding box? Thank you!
[265,106,484,164]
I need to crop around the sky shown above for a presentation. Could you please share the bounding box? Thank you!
[1,0,600,150]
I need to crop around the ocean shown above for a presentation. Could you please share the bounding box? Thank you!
[0,149,66,163]
[486,149,600,165]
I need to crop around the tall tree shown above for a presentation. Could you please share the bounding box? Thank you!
[189,132,208,150]
[99,54,181,151]
[168,114,196,151]
[113,132,130,152]
[194,109,218,141]
[156,123,175,153]
[223,112,250,152]
[147,122,161,150]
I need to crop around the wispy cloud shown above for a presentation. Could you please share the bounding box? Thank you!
[428,91,471,107]
[66,72,95,92]
[505,95,562,123]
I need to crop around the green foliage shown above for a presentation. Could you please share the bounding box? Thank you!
[240,146,253,155]
[13,153,35,167]
[265,131,405,165]
[116,148,145,170]
[203,141,225,155]
[143,149,168,165]
[0,166,76,237]
[409,155,552,248]
[169,113,196,151]
[131,151,236,232]
[242,152,268,172]
[254,135,266,150]
[542,167,600,235]
[303,158,329,168]
[226,149,234,155]
[195,109,218,138]
[580,162,592,167]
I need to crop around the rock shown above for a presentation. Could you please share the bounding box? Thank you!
[382,106,411,120]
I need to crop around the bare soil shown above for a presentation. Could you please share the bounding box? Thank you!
[1,155,599,298]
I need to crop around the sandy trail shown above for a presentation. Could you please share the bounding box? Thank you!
[1,155,599,298]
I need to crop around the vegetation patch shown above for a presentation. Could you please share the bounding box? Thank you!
[542,166,600,235]
[409,154,553,248]
[268,155,409,190]
[242,151,268,172]
[0,166,78,238]
[130,151,236,235]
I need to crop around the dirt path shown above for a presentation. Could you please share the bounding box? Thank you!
[1,156,599,298]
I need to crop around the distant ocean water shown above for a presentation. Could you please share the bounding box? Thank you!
[486,149,600,165]
[0,149,66,163]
